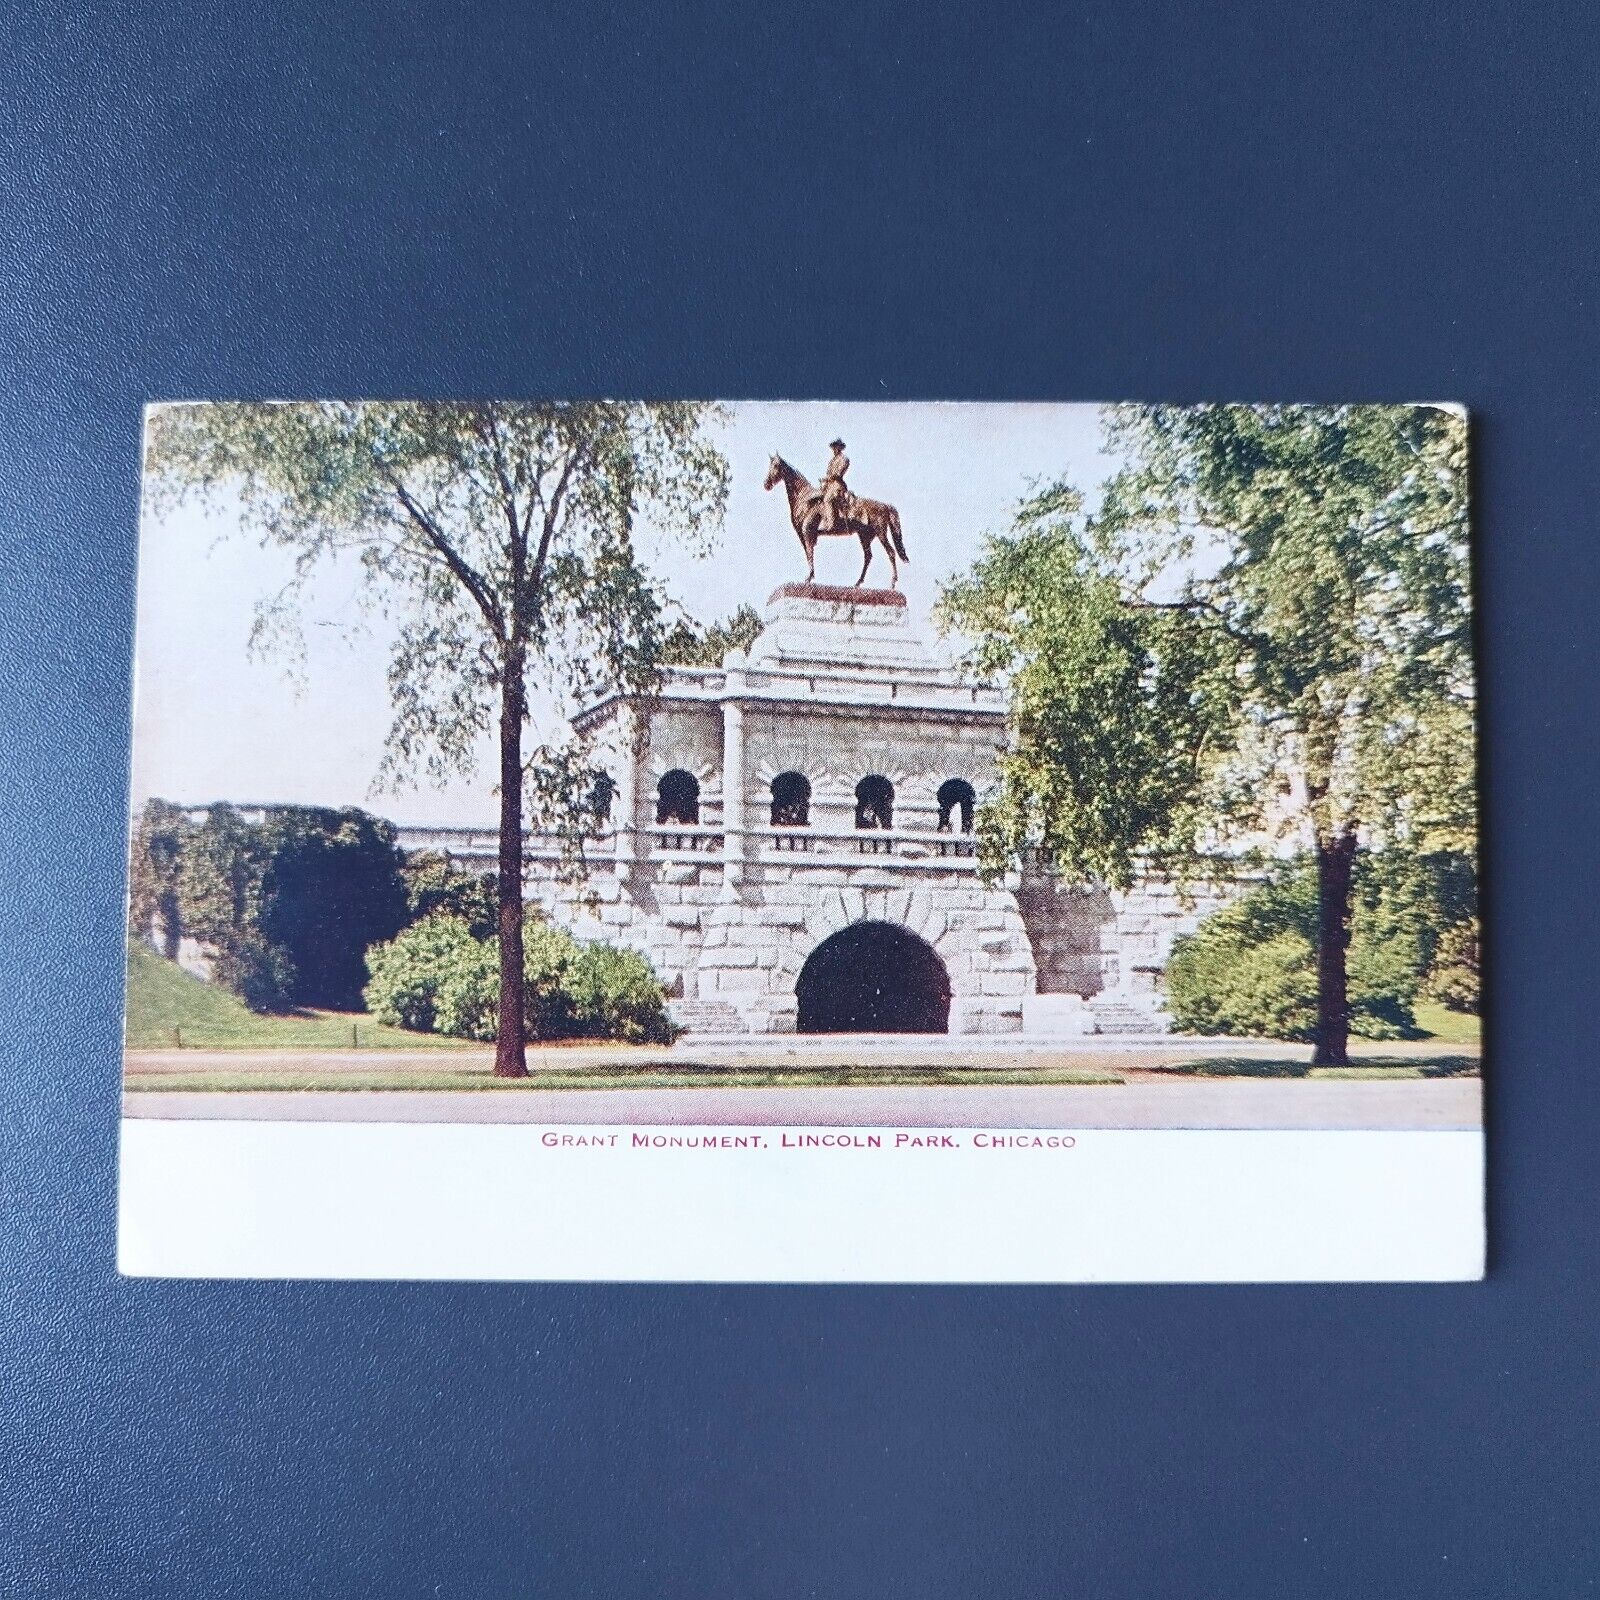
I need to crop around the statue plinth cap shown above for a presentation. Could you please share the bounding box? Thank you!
[767,582,905,608]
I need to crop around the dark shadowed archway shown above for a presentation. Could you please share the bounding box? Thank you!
[796,921,952,1034]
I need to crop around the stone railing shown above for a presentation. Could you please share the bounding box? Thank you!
[398,820,979,873]
[644,821,726,854]
[754,825,978,865]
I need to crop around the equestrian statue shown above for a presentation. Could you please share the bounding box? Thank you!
[764,440,909,588]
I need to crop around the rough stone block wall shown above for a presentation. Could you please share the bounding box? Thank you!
[527,847,1244,1032]
[528,853,1037,1034]
[1012,867,1243,1000]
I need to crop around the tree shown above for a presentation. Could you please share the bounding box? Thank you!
[255,807,408,1008]
[175,801,268,954]
[138,798,409,1010]
[147,402,728,1075]
[940,404,1473,1065]
[1165,848,1475,1042]
[400,850,499,939]
[128,798,191,956]
[660,603,764,665]
[172,801,297,1011]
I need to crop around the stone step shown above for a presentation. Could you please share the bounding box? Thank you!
[1087,996,1173,1036]
[666,999,746,1036]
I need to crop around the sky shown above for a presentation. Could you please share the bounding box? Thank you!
[131,402,1119,826]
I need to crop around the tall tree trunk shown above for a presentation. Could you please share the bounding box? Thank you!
[494,649,528,1078]
[1312,824,1358,1067]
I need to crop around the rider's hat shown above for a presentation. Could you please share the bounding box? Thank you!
[829,437,846,451]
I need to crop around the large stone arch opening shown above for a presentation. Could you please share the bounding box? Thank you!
[795,920,952,1034]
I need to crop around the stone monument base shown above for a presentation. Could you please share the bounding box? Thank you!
[766,582,906,608]
[744,584,939,675]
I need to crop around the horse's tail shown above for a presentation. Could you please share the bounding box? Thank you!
[889,507,909,563]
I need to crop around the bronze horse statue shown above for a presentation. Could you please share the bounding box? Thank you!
[763,455,909,588]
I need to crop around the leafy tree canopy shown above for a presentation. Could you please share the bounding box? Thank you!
[940,403,1474,1065]
[660,603,765,666]
[940,404,1474,884]
[146,400,729,1073]
[145,401,730,789]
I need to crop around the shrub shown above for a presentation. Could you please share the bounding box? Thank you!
[1422,918,1480,1013]
[564,942,677,1043]
[1165,853,1435,1041]
[363,911,585,1041]
[363,913,673,1043]
[520,920,582,1039]
[210,932,297,1014]
[364,914,487,1034]
[433,936,503,1041]
[1167,926,1319,1041]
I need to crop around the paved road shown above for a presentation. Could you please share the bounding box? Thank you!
[124,1077,1481,1130]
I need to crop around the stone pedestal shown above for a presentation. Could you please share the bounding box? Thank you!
[746,584,941,674]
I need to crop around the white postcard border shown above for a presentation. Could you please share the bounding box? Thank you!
[119,1121,1485,1283]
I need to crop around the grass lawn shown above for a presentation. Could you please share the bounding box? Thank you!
[1412,1001,1481,1047]
[124,942,476,1052]
[1161,1055,1479,1081]
[125,1064,1128,1091]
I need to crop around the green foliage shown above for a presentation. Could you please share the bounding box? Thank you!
[172,803,289,1011]
[941,405,1475,1060]
[255,808,408,1008]
[176,802,267,949]
[1165,850,1476,1041]
[940,406,1475,884]
[363,913,489,1034]
[400,851,499,939]
[151,800,407,1012]
[1168,927,1321,1041]
[939,490,1236,887]
[1422,917,1480,1013]
[563,942,677,1043]
[127,799,190,954]
[362,913,674,1044]
[145,401,729,1071]
[519,919,585,1040]
[660,604,765,666]
[209,932,297,1014]
[144,400,731,788]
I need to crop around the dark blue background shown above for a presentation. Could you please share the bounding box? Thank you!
[3,1,1596,1593]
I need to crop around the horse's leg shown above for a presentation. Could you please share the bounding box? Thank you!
[855,530,872,586]
[881,525,899,589]
[805,530,817,583]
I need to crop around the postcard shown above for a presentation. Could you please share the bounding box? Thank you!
[120,401,1483,1280]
